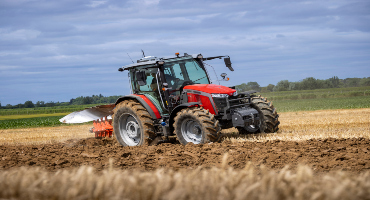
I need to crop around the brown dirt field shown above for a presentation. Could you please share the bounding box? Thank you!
[1,137,369,173]
[0,109,369,173]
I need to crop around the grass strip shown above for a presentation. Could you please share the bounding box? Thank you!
[0,113,71,120]
[272,96,370,112]
[0,115,92,129]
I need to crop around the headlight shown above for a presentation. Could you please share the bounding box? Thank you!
[233,91,238,96]
[211,94,229,98]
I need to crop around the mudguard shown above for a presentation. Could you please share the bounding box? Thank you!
[115,94,161,119]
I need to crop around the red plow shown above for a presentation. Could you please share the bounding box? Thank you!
[90,116,113,138]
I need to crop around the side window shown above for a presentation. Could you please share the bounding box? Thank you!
[164,64,184,88]
[171,64,184,80]
[136,68,159,92]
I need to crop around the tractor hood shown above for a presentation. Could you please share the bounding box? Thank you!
[184,84,236,95]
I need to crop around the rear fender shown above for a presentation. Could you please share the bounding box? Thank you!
[115,95,161,119]
[169,102,200,134]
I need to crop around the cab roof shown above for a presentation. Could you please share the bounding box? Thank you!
[118,53,228,71]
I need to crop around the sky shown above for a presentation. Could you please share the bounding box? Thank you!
[0,0,369,106]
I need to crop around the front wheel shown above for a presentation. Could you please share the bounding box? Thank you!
[239,95,280,134]
[174,107,221,145]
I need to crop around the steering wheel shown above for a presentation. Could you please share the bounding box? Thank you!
[165,74,182,89]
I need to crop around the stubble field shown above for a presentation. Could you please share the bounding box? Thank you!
[0,108,369,200]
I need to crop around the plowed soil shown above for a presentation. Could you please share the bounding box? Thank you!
[1,137,369,173]
[1,109,370,173]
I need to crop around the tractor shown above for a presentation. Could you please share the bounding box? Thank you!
[60,53,280,146]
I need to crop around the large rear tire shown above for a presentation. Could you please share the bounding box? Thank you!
[174,107,221,145]
[112,100,156,146]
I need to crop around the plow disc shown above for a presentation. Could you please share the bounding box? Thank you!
[91,117,113,138]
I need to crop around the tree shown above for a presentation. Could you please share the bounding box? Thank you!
[82,96,93,104]
[36,101,45,107]
[235,83,248,92]
[344,78,361,87]
[45,101,55,107]
[360,77,370,86]
[235,82,261,92]
[24,101,35,108]
[266,84,275,92]
[329,76,340,88]
[300,77,319,90]
[245,82,261,91]
[16,103,25,108]
[274,80,290,91]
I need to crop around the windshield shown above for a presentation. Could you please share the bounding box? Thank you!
[163,58,210,90]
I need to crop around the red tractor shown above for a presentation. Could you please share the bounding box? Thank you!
[60,53,280,146]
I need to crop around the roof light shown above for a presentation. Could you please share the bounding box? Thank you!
[175,52,180,57]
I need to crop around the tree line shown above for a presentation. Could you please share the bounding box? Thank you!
[1,76,369,109]
[236,76,370,93]
[0,94,122,109]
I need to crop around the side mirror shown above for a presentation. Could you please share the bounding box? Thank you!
[224,57,234,71]
[220,73,230,81]
[136,71,147,86]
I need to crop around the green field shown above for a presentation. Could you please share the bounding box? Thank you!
[270,96,370,112]
[258,86,370,101]
[0,104,101,116]
[1,87,369,129]
[0,115,67,129]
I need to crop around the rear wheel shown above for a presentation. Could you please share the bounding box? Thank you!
[174,107,221,145]
[238,95,280,134]
[113,100,156,146]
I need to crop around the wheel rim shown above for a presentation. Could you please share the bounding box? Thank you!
[118,113,141,146]
[181,119,202,144]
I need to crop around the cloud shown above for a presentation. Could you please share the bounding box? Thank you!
[0,0,369,105]
[87,1,107,8]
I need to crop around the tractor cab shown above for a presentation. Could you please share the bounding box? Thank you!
[126,54,212,113]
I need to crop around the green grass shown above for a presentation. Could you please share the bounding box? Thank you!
[0,116,65,129]
[0,113,70,120]
[271,96,370,112]
[258,86,370,101]
[0,115,93,130]
[0,104,102,116]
